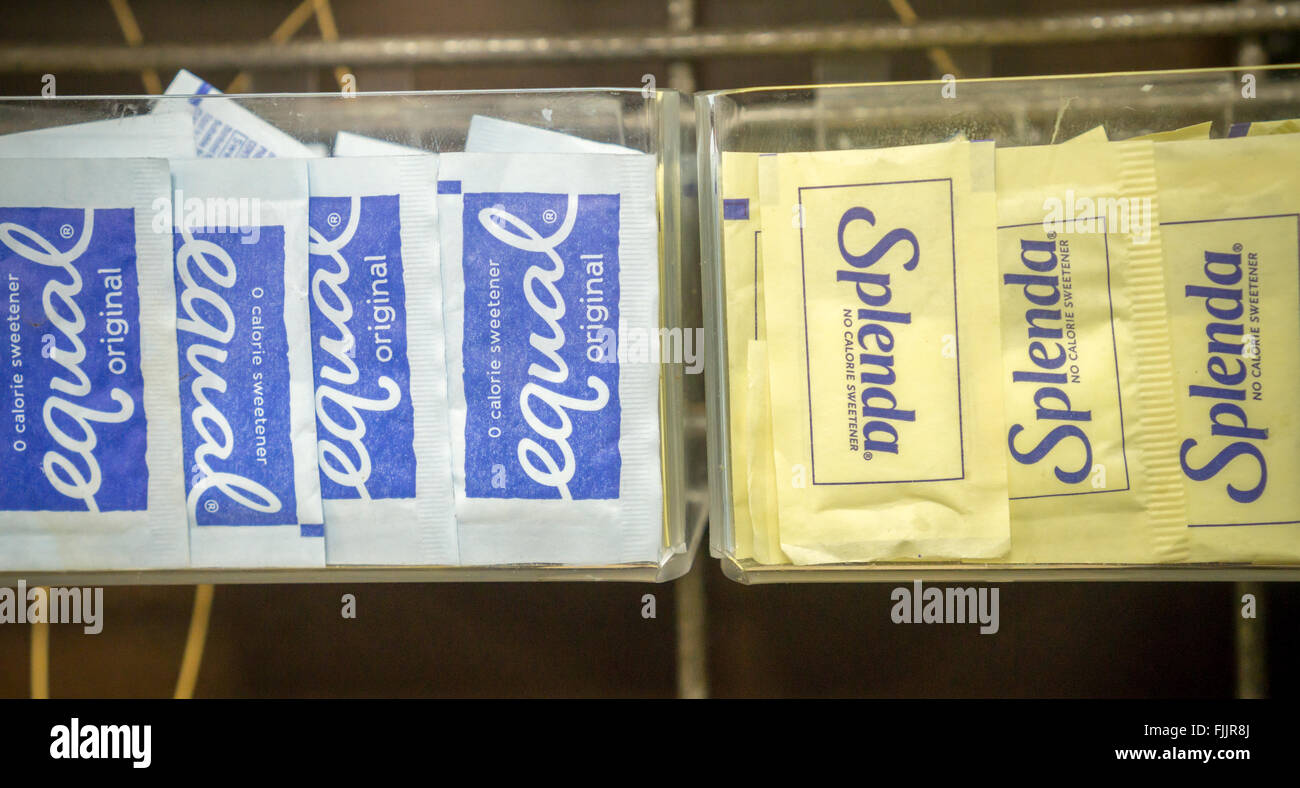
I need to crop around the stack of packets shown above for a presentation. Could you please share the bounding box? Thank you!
[0,70,664,570]
[722,120,1299,567]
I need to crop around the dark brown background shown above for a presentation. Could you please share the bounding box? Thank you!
[0,0,1296,698]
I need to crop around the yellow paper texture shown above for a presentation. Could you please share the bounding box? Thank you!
[1065,126,1109,144]
[1232,118,1300,137]
[746,339,788,563]
[720,152,761,560]
[1131,122,1213,142]
[1155,135,1300,562]
[759,141,1010,564]
[992,141,1187,563]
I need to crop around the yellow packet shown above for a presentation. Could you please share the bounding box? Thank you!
[718,152,791,564]
[1156,135,1300,562]
[993,140,1187,562]
[1064,126,1109,144]
[1228,118,1300,137]
[719,152,761,560]
[1131,122,1213,142]
[745,339,788,563]
[758,141,1010,564]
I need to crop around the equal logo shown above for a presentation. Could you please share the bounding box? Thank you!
[461,191,621,500]
[0,207,147,512]
[308,194,415,500]
[174,225,296,524]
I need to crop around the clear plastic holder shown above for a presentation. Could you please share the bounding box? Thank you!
[697,66,1300,583]
[0,87,694,583]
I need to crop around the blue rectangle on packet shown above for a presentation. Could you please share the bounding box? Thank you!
[174,226,298,525]
[308,194,416,500]
[461,192,622,500]
[0,207,148,512]
[723,198,749,220]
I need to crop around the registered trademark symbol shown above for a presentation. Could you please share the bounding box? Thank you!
[204,499,219,513]
[59,224,73,239]
[542,209,558,224]
[1233,243,1243,252]
[327,212,342,228]
[862,451,873,461]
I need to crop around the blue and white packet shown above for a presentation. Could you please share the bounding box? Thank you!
[0,113,196,159]
[0,159,188,570]
[307,156,458,565]
[437,152,663,565]
[332,131,427,157]
[156,69,318,159]
[465,115,639,155]
[170,158,325,567]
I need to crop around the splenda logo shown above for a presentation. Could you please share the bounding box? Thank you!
[835,206,917,455]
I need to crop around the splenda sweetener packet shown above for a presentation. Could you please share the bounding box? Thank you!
[758,141,1011,563]
[993,140,1187,562]
[1156,135,1300,562]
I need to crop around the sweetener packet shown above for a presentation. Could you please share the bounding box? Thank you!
[1064,126,1108,144]
[437,152,663,565]
[170,158,325,567]
[306,156,459,565]
[718,152,759,561]
[1131,122,1213,142]
[1155,135,1300,562]
[758,141,1010,563]
[0,113,196,159]
[0,159,187,570]
[333,131,427,157]
[744,338,786,564]
[717,152,788,564]
[156,69,318,159]
[1228,118,1300,137]
[465,115,639,155]
[993,140,1187,563]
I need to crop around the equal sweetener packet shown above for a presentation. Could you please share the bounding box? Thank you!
[465,115,639,155]
[1155,135,1300,562]
[993,140,1187,563]
[0,159,187,570]
[156,69,317,159]
[0,113,196,159]
[437,152,663,565]
[306,156,458,565]
[333,131,427,157]
[758,141,1010,563]
[170,158,325,567]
